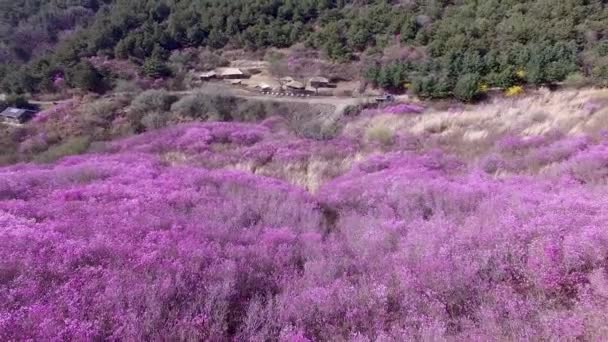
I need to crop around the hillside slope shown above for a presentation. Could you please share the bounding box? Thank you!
[0,0,105,63]
[2,0,608,99]
[3,109,608,339]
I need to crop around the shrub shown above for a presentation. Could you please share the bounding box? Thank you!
[383,103,425,115]
[233,100,268,122]
[170,94,203,118]
[142,58,171,78]
[78,98,130,139]
[365,123,395,146]
[279,103,343,140]
[170,93,220,121]
[292,118,341,141]
[563,72,591,89]
[67,61,106,93]
[196,50,229,70]
[564,144,608,184]
[128,90,177,131]
[505,85,525,97]
[130,89,177,115]
[113,79,142,93]
[343,104,365,117]
[478,82,489,93]
[80,98,123,121]
[34,136,91,163]
[141,111,171,130]
[18,134,49,155]
[480,153,506,174]
[454,73,481,102]
[410,74,452,99]
[489,67,517,88]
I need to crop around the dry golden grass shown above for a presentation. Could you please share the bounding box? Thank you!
[345,88,608,159]
[160,152,193,166]
[165,88,608,190]
[364,122,395,146]
[234,157,359,192]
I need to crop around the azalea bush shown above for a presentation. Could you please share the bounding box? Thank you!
[2,122,608,340]
[382,103,425,115]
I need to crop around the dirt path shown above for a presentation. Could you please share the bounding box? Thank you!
[30,87,377,115]
[28,99,74,111]
[173,87,374,115]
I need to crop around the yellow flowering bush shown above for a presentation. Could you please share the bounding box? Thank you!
[478,82,489,93]
[505,85,524,97]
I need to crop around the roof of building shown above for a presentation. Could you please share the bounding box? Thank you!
[285,80,305,89]
[217,68,244,76]
[257,83,272,89]
[198,70,216,78]
[310,76,330,83]
[0,107,35,119]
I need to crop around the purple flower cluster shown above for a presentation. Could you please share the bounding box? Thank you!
[2,122,608,340]
[0,153,322,340]
[52,73,65,89]
[582,99,605,115]
[482,133,608,179]
[382,103,425,114]
[113,122,358,171]
[359,103,424,117]
[33,100,77,123]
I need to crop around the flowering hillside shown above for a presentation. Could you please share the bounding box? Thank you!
[2,117,608,340]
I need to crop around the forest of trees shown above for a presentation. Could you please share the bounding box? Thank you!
[0,0,107,63]
[2,0,608,99]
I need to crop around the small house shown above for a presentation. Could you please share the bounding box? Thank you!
[309,76,330,89]
[0,107,36,124]
[198,70,217,81]
[217,68,248,79]
[280,76,294,84]
[305,86,318,94]
[285,80,305,92]
[257,83,272,91]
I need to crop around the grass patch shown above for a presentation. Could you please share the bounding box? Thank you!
[34,137,92,163]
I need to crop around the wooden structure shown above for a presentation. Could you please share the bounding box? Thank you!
[309,76,330,88]
[280,76,294,84]
[0,107,36,124]
[285,80,305,92]
[256,83,273,92]
[217,68,248,79]
[198,70,217,80]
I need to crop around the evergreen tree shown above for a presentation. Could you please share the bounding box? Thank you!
[454,73,481,102]
[142,58,171,78]
[67,61,105,93]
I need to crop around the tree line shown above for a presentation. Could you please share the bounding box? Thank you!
[1,0,608,100]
